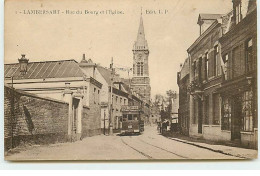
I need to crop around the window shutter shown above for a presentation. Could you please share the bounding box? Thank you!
[240,44,245,74]
[201,57,205,81]
[208,51,214,78]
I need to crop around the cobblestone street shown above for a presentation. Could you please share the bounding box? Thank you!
[5,126,257,160]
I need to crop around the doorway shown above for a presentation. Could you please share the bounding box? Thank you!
[72,98,80,135]
[198,99,203,134]
[231,95,242,141]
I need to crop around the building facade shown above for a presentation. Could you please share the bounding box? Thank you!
[177,58,190,135]
[217,0,257,148]
[5,56,103,141]
[187,12,230,139]
[178,0,257,149]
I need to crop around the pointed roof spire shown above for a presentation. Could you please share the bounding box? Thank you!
[133,12,148,50]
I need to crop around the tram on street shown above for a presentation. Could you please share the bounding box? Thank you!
[120,105,144,135]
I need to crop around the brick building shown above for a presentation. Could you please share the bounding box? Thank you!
[177,58,190,135]
[217,0,257,148]
[187,11,231,139]
[178,0,257,149]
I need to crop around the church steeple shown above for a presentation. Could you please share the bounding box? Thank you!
[133,15,149,50]
[131,14,151,104]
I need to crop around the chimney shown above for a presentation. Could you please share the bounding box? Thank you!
[80,53,88,63]
[18,54,29,74]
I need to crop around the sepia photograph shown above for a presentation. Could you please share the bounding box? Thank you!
[3,0,258,161]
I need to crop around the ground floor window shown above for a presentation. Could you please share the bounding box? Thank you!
[221,97,231,130]
[241,90,253,131]
[213,94,220,125]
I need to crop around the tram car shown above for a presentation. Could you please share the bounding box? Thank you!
[120,105,144,135]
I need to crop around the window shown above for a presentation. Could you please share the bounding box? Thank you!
[120,98,122,105]
[246,38,253,72]
[136,62,144,76]
[241,90,253,131]
[97,90,100,104]
[235,3,242,24]
[204,53,209,80]
[124,99,126,105]
[223,54,229,80]
[116,96,118,104]
[221,97,231,130]
[214,45,219,76]
[213,94,220,125]
[123,114,127,121]
[94,88,96,104]
[198,57,202,81]
[128,114,133,121]
[193,61,197,78]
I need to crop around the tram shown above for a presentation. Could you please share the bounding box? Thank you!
[120,105,144,135]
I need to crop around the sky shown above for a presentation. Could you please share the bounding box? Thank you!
[5,0,233,99]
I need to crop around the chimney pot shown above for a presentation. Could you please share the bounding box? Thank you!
[18,54,29,74]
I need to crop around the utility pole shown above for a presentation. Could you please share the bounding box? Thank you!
[109,57,114,135]
[104,109,106,135]
[10,76,14,149]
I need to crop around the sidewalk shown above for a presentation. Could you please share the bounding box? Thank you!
[163,131,258,159]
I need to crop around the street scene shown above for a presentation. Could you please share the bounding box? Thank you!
[6,125,257,160]
[4,0,258,160]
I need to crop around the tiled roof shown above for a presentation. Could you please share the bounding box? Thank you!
[4,59,85,80]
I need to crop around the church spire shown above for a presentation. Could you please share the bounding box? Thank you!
[133,14,148,50]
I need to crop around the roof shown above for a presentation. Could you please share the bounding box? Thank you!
[5,59,85,80]
[180,58,190,80]
[97,66,112,84]
[133,16,149,50]
[198,14,223,21]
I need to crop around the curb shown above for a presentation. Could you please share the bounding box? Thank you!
[166,136,248,159]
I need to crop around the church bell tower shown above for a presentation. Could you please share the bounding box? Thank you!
[131,15,151,103]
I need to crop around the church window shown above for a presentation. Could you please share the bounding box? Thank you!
[137,62,144,76]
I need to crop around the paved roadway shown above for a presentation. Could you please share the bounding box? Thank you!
[6,125,241,160]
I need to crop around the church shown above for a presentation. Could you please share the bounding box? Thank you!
[131,15,151,104]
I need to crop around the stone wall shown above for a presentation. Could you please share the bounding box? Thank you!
[4,86,69,151]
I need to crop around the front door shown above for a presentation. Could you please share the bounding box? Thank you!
[231,95,242,141]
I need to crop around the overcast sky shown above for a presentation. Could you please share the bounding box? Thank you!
[5,0,233,99]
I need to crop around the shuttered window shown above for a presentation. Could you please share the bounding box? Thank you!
[213,45,220,76]
[204,53,209,81]
[232,46,244,78]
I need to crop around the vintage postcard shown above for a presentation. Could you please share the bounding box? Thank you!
[4,0,257,160]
